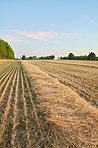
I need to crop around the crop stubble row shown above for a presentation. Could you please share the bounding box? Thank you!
[0,61,43,147]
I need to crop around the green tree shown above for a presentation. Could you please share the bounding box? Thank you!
[5,42,14,59]
[68,53,75,60]
[39,55,55,60]
[88,52,96,60]
[32,56,37,60]
[0,40,7,59]
[22,55,26,60]
[50,55,55,59]
[0,39,14,59]
[27,56,33,60]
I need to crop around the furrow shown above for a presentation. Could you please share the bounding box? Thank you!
[0,69,17,141]
[11,68,19,147]
[0,67,15,92]
[0,62,17,78]
[0,66,11,78]
[0,69,16,107]
[0,67,14,83]
[21,69,31,147]
[23,69,43,139]
[0,62,12,73]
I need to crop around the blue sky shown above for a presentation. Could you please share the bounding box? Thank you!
[0,0,98,58]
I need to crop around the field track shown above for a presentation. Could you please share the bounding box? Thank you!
[0,60,98,148]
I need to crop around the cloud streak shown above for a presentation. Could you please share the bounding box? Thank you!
[25,34,47,41]
[35,32,57,38]
[1,36,25,42]
[9,30,47,41]
[9,30,81,41]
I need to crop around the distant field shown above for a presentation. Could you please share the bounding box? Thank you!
[26,60,98,107]
[0,60,98,147]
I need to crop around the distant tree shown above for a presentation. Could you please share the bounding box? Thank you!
[88,52,96,60]
[39,55,55,60]
[58,57,62,60]
[50,55,55,59]
[74,55,88,60]
[59,52,97,61]
[95,57,98,61]
[27,56,33,60]
[58,56,68,60]
[22,55,26,60]
[39,56,43,59]
[60,57,63,60]
[32,56,37,60]
[82,55,88,60]
[68,53,75,60]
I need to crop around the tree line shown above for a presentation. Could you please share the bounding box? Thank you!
[60,52,98,60]
[59,52,98,60]
[0,39,14,59]
[0,39,97,61]
[22,55,55,60]
[22,52,98,60]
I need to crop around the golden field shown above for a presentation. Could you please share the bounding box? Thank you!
[26,60,98,107]
[0,60,98,148]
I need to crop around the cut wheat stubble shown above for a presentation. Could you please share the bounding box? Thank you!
[0,66,16,86]
[0,61,13,74]
[0,68,16,107]
[21,69,32,147]
[0,68,18,142]
[23,69,43,138]
[22,61,98,148]
[28,60,98,107]
[11,68,19,147]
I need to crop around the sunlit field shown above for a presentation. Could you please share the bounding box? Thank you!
[26,60,98,107]
[0,60,98,147]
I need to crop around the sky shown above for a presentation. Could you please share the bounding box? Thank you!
[0,0,98,58]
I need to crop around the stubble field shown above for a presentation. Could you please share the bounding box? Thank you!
[27,60,98,107]
[0,60,98,148]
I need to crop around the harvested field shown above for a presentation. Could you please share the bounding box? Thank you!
[0,60,98,148]
[22,60,98,148]
[0,61,45,147]
[26,60,98,107]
